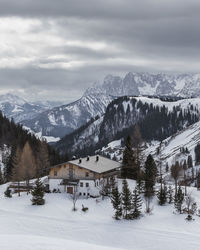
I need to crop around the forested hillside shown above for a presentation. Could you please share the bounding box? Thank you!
[56,96,200,157]
[0,111,67,182]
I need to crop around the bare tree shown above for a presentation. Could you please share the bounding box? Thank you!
[185,193,195,215]
[71,186,79,211]
[20,141,37,192]
[171,161,182,195]
[145,196,153,214]
[12,146,23,196]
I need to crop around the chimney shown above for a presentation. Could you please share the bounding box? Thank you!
[86,156,90,161]
[96,155,99,162]
[79,158,82,164]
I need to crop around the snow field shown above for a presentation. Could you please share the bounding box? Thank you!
[0,181,200,249]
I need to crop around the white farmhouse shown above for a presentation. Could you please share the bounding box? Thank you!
[48,155,121,197]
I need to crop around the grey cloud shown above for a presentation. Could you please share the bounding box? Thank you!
[0,0,200,101]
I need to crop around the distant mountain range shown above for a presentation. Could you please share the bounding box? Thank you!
[2,72,200,142]
[22,93,113,138]
[0,93,63,123]
[86,72,200,97]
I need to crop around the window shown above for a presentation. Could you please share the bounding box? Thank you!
[79,192,82,196]
[83,193,86,196]
[86,183,89,187]
[80,182,83,187]
[87,193,90,197]
[85,172,89,177]
[54,171,57,177]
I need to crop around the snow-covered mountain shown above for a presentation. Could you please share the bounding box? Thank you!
[86,72,200,97]
[22,93,114,138]
[56,96,200,156]
[0,93,58,123]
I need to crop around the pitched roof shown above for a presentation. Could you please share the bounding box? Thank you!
[68,155,121,174]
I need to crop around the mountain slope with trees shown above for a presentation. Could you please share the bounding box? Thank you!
[55,96,200,157]
[0,111,66,183]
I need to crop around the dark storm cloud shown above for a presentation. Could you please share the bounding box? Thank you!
[0,0,200,102]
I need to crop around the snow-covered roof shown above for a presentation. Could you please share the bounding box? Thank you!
[68,155,121,174]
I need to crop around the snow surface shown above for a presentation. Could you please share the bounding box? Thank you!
[1,180,200,249]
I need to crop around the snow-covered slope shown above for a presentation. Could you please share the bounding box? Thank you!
[86,72,200,98]
[102,119,200,171]
[145,120,200,166]
[22,93,114,138]
[1,180,200,250]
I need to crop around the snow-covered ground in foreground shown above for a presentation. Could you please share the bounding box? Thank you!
[1,181,200,249]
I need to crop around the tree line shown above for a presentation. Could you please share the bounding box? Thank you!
[0,111,68,183]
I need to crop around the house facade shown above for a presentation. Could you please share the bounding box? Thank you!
[48,155,121,197]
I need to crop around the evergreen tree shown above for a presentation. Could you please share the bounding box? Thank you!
[133,125,143,183]
[131,187,143,219]
[194,144,200,165]
[121,135,136,179]
[31,178,45,205]
[187,155,193,168]
[36,139,50,177]
[157,183,167,205]
[121,179,132,219]
[174,186,184,214]
[111,186,122,220]
[144,154,157,197]
[0,168,4,185]
[167,185,173,204]
[196,171,200,190]
[4,187,12,198]
[165,162,169,173]
[183,160,187,195]
[171,161,182,195]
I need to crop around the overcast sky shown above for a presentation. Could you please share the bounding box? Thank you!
[0,0,200,102]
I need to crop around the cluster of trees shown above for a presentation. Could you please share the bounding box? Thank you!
[11,140,49,196]
[5,178,45,206]
[111,179,142,220]
[112,152,158,220]
[0,111,68,183]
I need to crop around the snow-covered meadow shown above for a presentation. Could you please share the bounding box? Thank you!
[0,181,200,250]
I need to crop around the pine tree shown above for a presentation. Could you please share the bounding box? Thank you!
[168,185,173,204]
[31,178,45,205]
[4,187,12,198]
[121,179,132,219]
[133,125,143,182]
[174,186,184,214]
[131,187,142,219]
[171,161,182,195]
[183,160,187,195]
[0,168,4,185]
[111,186,122,220]
[36,139,50,177]
[157,183,167,205]
[121,136,136,179]
[144,154,157,197]
[187,155,193,168]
